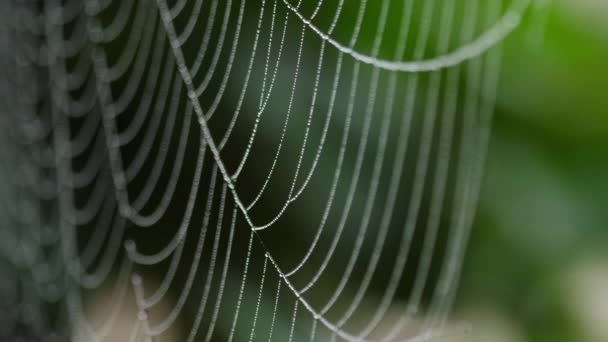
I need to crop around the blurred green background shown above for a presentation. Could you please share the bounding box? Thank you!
[454,0,608,341]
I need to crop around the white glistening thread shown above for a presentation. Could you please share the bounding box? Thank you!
[0,0,534,341]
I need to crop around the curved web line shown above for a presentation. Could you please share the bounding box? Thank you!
[0,0,531,340]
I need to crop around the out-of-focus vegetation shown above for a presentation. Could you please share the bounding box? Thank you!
[457,0,608,341]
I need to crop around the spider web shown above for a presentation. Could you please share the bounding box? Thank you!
[0,0,545,341]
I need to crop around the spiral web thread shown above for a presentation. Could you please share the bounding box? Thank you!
[0,0,546,341]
